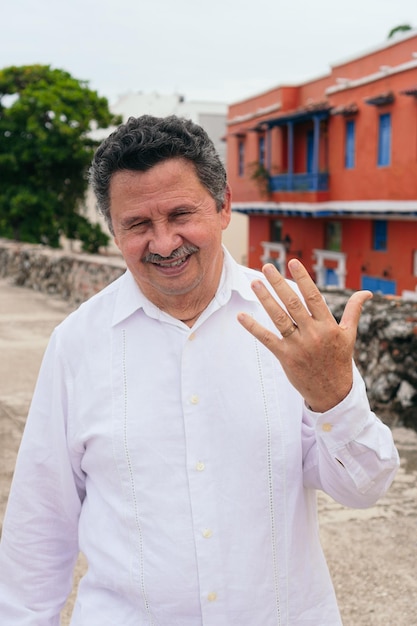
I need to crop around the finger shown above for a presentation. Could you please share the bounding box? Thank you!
[261,263,312,326]
[286,258,335,322]
[339,290,373,336]
[237,312,282,353]
[252,278,305,333]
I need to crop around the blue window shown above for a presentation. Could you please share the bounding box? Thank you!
[377,113,391,167]
[258,135,265,166]
[238,140,245,177]
[345,120,355,169]
[373,220,387,251]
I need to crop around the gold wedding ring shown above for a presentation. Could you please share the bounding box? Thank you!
[281,323,297,339]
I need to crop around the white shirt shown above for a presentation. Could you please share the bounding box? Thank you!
[0,249,399,626]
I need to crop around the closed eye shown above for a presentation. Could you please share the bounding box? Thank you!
[124,220,150,232]
[170,210,194,222]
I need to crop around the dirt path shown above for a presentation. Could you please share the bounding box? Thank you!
[319,426,417,625]
[1,279,416,625]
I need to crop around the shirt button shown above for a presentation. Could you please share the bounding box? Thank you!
[202,528,213,538]
[322,422,333,432]
[196,461,205,471]
[189,332,196,341]
[190,395,199,405]
[207,592,217,602]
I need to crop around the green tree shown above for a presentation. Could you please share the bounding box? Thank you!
[387,24,412,39]
[0,64,121,250]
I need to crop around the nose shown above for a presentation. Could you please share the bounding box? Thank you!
[148,223,182,258]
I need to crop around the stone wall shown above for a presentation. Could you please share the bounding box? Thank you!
[1,239,416,430]
[323,290,417,430]
[0,239,126,305]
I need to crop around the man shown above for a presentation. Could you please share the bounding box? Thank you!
[0,115,399,625]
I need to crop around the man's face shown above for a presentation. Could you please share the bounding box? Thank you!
[110,158,231,311]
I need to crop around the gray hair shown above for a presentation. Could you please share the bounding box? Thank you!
[89,114,227,234]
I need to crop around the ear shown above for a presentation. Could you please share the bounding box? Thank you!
[220,184,232,230]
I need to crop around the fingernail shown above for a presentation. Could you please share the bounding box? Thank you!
[289,258,301,270]
[263,264,276,277]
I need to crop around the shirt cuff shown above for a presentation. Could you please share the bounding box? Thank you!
[304,366,372,454]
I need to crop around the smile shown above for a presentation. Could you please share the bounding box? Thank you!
[143,245,199,271]
[154,255,189,268]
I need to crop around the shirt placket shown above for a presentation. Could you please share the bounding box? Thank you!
[181,327,226,624]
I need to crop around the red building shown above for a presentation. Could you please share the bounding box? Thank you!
[226,31,417,296]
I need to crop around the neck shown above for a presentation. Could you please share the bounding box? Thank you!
[156,288,216,327]
[179,302,213,327]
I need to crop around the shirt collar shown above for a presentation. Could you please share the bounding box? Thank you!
[216,246,259,305]
[111,246,258,327]
[111,270,148,326]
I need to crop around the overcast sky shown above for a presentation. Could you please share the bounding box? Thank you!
[2,0,416,106]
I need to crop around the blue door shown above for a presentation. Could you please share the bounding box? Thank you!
[361,276,396,295]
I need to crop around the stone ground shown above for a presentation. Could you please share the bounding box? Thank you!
[1,278,416,626]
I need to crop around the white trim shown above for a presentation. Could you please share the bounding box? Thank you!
[313,249,347,289]
[227,103,282,126]
[260,242,287,274]
[326,58,417,95]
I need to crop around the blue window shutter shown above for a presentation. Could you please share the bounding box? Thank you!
[373,220,387,251]
[238,140,245,177]
[378,113,391,167]
[345,120,355,169]
[259,136,265,165]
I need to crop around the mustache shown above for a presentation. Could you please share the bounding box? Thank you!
[142,244,199,264]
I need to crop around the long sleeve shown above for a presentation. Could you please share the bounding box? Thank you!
[302,365,400,507]
[0,332,84,625]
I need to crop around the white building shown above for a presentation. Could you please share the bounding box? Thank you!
[86,92,248,264]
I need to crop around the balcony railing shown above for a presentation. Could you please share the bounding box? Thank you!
[269,172,329,192]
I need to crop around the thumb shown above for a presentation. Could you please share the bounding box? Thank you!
[339,290,372,333]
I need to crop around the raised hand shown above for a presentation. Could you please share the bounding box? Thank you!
[238,259,372,412]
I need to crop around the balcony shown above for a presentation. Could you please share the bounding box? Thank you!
[269,172,329,192]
